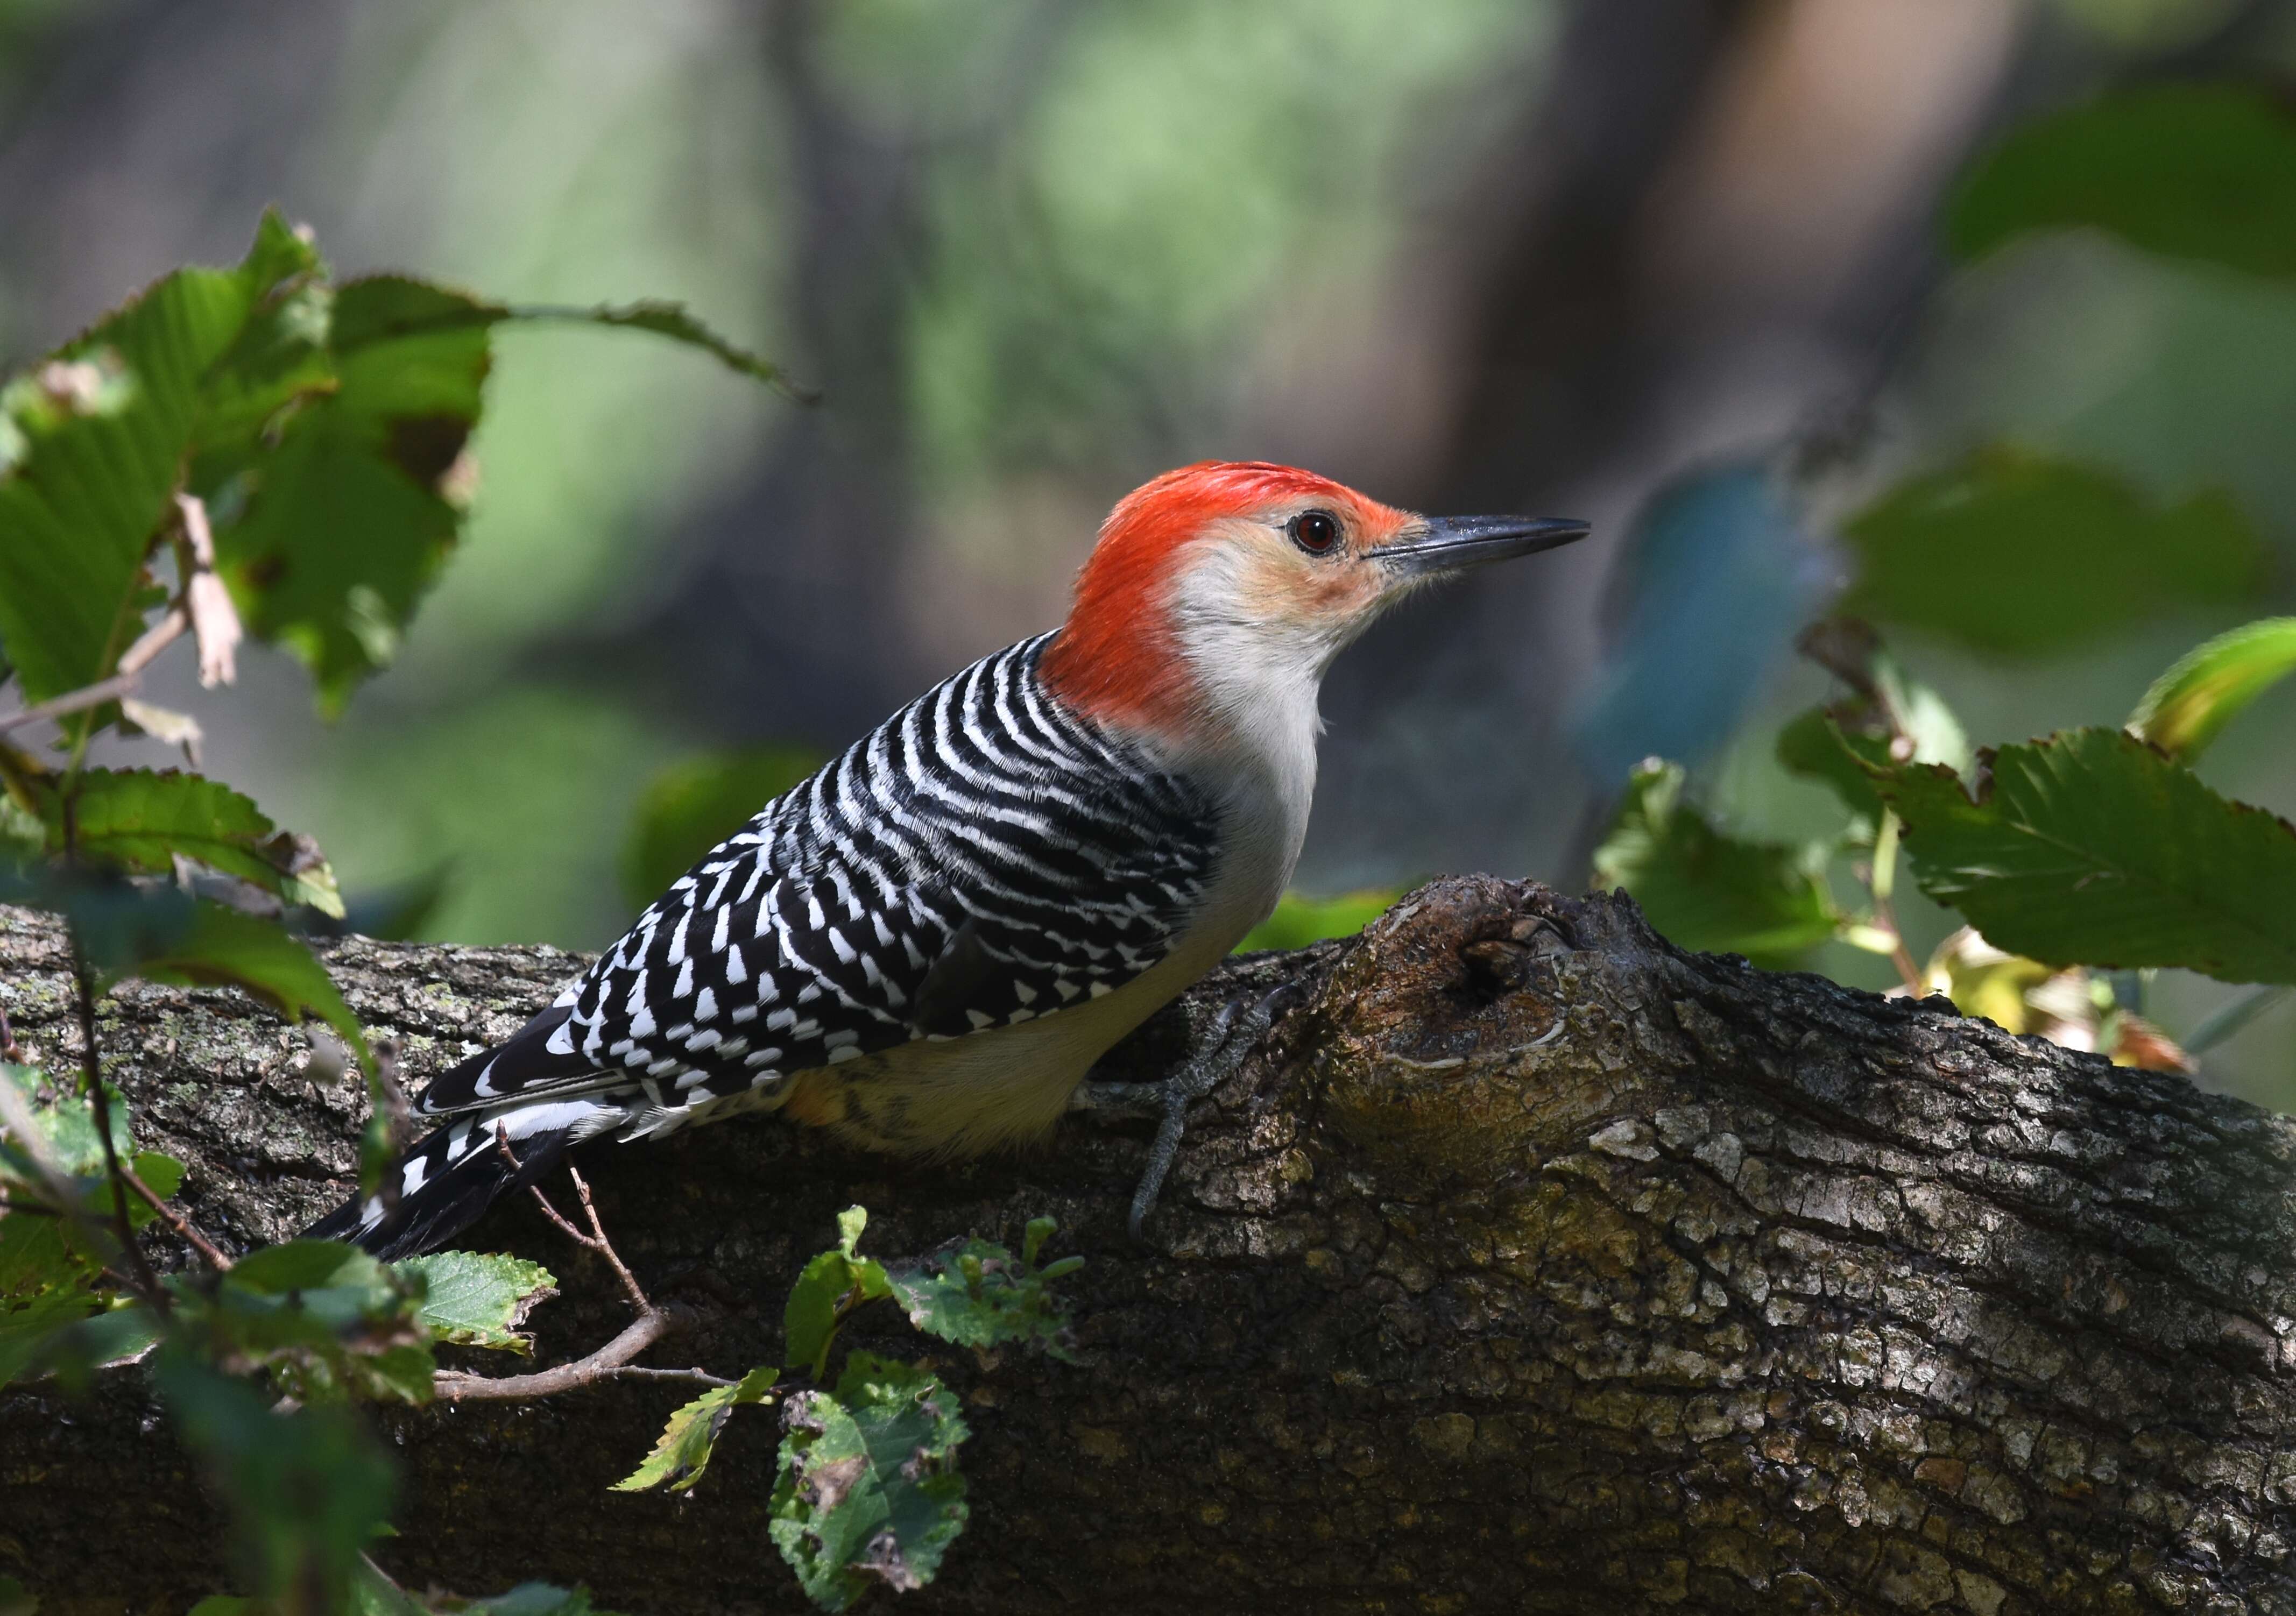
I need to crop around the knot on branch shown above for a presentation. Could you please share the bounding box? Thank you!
[1307,877,1683,1187]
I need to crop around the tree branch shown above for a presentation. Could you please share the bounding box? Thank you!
[430,1303,708,1404]
[5,885,2296,1614]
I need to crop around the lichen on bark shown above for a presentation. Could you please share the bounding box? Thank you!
[4,878,2294,1614]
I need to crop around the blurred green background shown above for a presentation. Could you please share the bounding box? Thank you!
[4,0,2294,1104]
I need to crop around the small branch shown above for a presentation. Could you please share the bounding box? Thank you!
[430,1302,705,1402]
[497,1131,650,1314]
[0,606,190,738]
[115,604,190,679]
[0,671,145,738]
[69,940,166,1310]
[119,1159,232,1271]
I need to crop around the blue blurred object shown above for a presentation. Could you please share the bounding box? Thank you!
[1569,460,1841,786]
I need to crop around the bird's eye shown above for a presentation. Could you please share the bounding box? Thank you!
[1290,511,1341,555]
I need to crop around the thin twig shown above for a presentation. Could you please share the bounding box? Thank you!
[566,1161,650,1314]
[495,1130,650,1314]
[116,603,190,678]
[430,1302,705,1402]
[0,671,143,738]
[69,938,165,1309]
[119,1158,232,1271]
[0,606,189,737]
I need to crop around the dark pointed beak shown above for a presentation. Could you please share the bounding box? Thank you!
[1379,514,1590,576]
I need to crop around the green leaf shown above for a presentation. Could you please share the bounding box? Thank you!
[174,1239,433,1404]
[0,211,797,725]
[882,1223,1081,1363]
[155,1347,397,1613]
[1947,83,2296,282]
[0,1575,33,1616]
[785,1248,892,1380]
[782,1206,893,1377]
[2,1060,130,1177]
[2127,617,2296,763]
[206,274,492,711]
[0,212,321,711]
[0,1285,103,1388]
[1876,727,2296,984]
[1592,761,1841,966]
[768,1352,970,1611]
[393,1251,556,1354]
[1777,708,1891,823]
[114,897,369,1071]
[1237,888,1398,953]
[624,747,822,908]
[609,1365,779,1493]
[32,768,342,917]
[27,1302,165,1390]
[0,1068,179,1387]
[1842,447,2265,657]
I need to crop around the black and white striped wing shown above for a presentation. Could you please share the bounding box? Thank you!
[415,635,1221,1123]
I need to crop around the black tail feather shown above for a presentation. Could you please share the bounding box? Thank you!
[302,1114,578,1261]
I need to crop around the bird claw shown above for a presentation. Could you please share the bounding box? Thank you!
[1071,981,1297,1242]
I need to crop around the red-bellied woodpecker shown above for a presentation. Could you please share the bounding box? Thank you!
[310,462,1586,1257]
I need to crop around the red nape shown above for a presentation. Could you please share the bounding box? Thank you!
[1040,462,1367,734]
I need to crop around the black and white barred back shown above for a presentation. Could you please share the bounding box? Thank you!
[310,634,1224,1258]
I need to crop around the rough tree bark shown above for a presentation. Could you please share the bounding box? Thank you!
[4,878,2294,1615]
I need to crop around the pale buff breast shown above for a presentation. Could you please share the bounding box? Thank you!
[781,932,1234,1158]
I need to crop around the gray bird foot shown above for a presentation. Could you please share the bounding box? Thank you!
[1071,982,1298,1241]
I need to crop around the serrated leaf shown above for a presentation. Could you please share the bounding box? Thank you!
[768,1353,970,1611]
[0,211,321,713]
[394,1251,556,1354]
[1876,726,2296,984]
[1592,761,1840,967]
[623,746,822,908]
[609,1365,778,1494]
[884,1228,1080,1363]
[1237,888,1398,953]
[2127,617,2296,763]
[207,274,491,711]
[30,768,342,917]
[1842,448,2264,657]
[1947,83,2296,282]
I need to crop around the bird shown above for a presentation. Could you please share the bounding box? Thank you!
[308,462,1586,1258]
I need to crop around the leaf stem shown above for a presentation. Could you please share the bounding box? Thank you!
[68,935,166,1310]
[119,1157,233,1271]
